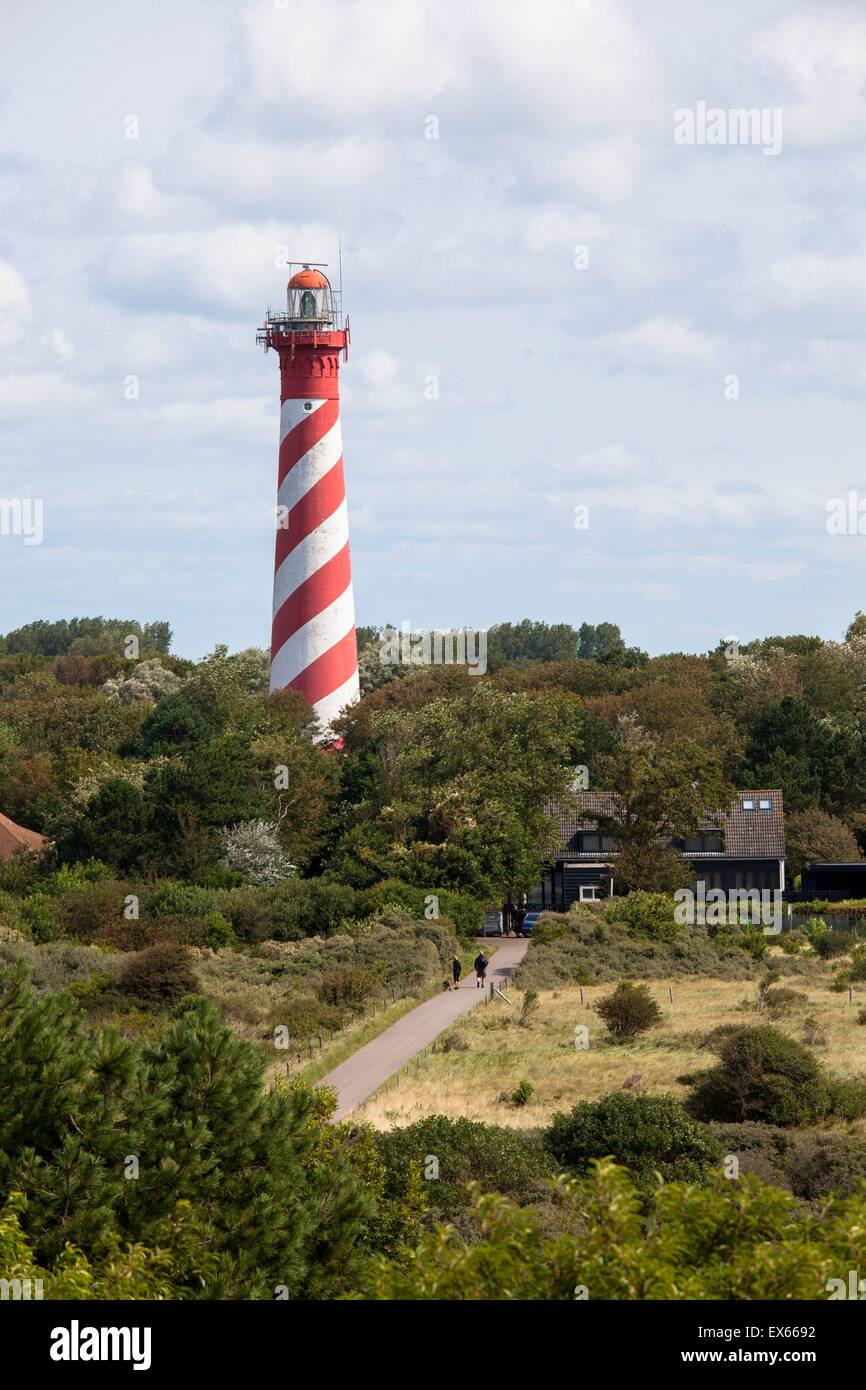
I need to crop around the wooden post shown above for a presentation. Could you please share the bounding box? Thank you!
[579,986,584,1006]
[318,1034,323,1049]
[308,1042,313,1059]
[669,986,674,1004]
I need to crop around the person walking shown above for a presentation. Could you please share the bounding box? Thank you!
[451,954,462,989]
[473,950,489,987]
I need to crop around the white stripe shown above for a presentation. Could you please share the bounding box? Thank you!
[277,416,343,514]
[313,666,361,731]
[272,499,349,616]
[279,395,327,445]
[270,582,357,691]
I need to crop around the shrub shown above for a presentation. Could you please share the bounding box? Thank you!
[373,1115,553,1221]
[56,882,128,942]
[510,1079,534,1106]
[545,1093,720,1192]
[802,1015,828,1047]
[787,1135,866,1200]
[763,986,804,1013]
[316,966,379,1007]
[780,932,804,955]
[602,891,682,942]
[813,929,857,960]
[823,1075,866,1122]
[67,971,114,1001]
[144,882,220,919]
[858,1008,866,1025]
[706,1121,794,1190]
[220,820,295,885]
[519,988,539,1025]
[596,980,662,1040]
[19,893,61,943]
[202,911,235,950]
[683,1026,829,1126]
[118,943,198,1003]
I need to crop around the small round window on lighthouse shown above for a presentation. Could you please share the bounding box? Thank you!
[303,401,313,411]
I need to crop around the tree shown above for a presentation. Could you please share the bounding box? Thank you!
[577,622,625,661]
[330,685,588,898]
[589,716,733,857]
[0,965,373,1298]
[785,807,863,879]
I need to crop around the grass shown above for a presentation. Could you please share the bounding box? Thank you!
[359,961,866,1132]
[267,944,481,1088]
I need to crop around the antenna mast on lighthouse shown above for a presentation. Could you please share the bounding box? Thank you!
[257,262,360,731]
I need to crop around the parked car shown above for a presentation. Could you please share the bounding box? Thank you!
[519,912,541,936]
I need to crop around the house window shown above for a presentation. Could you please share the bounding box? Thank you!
[579,832,617,853]
[579,884,600,902]
[742,798,755,810]
[759,798,772,810]
[683,833,725,853]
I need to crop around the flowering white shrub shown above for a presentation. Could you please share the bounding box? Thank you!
[101,658,184,705]
[220,819,296,885]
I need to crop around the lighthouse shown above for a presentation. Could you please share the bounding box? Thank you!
[257,264,360,730]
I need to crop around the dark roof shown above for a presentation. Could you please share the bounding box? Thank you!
[552,789,784,861]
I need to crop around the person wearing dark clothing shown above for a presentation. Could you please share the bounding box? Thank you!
[451,954,462,987]
[473,952,489,987]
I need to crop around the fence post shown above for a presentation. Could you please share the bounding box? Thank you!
[308,1042,313,1059]
[580,986,584,1006]
[669,986,674,1004]
[318,1034,323,1050]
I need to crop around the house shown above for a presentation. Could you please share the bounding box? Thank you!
[800,862,866,900]
[527,789,785,912]
[0,811,47,864]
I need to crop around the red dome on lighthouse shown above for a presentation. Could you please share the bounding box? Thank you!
[288,268,329,289]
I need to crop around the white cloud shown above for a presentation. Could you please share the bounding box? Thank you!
[602,318,721,368]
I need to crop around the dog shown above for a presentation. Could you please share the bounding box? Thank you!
[442,978,453,992]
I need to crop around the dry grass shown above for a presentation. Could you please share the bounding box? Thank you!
[359,965,866,1132]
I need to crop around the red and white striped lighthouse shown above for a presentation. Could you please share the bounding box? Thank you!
[257,264,360,730]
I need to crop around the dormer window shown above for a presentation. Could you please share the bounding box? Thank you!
[684,833,725,853]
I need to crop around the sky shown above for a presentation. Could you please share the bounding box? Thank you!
[2,0,866,660]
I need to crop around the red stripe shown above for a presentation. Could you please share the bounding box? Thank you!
[288,627,359,709]
[274,458,346,569]
[271,542,353,652]
[278,398,340,486]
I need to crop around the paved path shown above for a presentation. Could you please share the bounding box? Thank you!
[323,937,528,1121]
